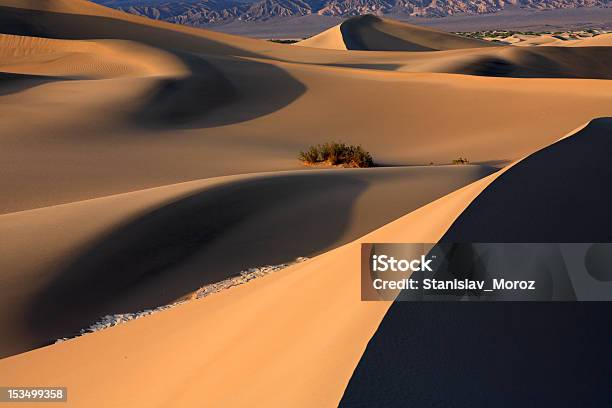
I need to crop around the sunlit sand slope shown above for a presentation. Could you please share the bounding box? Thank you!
[0,34,188,78]
[2,53,612,214]
[0,168,504,407]
[298,24,348,50]
[0,166,494,357]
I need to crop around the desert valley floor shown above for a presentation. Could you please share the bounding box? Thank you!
[0,1,611,406]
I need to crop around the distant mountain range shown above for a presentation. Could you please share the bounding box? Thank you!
[94,0,610,25]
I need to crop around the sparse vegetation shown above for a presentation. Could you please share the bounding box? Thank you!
[268,39,301,44]
[455,29,609,42]
[299,142,374,168]
[452,157,470,165]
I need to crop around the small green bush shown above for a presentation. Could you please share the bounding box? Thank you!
[452,157,470,165]
[299,142,374,168]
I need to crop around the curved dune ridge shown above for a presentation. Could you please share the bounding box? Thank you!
[0,34,189,78]
[0,0,612,406]
[0,167,504,407]
[2,119,609,407]
[340,118,612,406]
[0,166,495,357]
[0,0,280,57]
[298,15,495,51]
[446,46,612,79]
[0,33,240,128]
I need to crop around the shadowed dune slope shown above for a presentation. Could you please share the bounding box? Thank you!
[302,44,612,79]
[340,118,612,407]
[0,167,505,407]
[0,71,63,96]
[0,32,249,127]
[0,166,494,357]
[442,118,612,242]
[1,120,610,406]
[299,14,495,51]
[452,46,612,79]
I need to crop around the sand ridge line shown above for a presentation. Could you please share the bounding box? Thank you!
[297,15,494,51]
[55,257,309,343]
[0,34,190,79]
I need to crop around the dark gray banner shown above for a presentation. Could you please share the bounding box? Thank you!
[0,387,67,403]
[361,243,612,301]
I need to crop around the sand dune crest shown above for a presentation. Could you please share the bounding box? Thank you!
[298,14,495,51]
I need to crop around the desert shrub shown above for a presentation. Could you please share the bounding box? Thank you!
[299,142,374,168]
[452,157,470,165]
[298,145,321,163]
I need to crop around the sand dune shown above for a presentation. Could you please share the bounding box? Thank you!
[1,0,612,406]
[0,34,189,78]
[0,168,504,407]
[311,45,612,78]
[5,118,605,406]
[509,34,565,46]
[449,46,612,78]
[500,32,612,48]
[0,0,281,58]
[2,47,611,213]
[297,25,348,50]
[1,2,608,79]
[441,118,612,242]
[0,166,494,357]
[341,118,612,406]
[2,117,606,407]
[298,15,495,51]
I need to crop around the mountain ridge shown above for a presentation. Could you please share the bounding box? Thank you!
[93,0,610,25]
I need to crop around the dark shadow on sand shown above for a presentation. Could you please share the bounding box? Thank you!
[456,47,612,79]
[24,172,368,351]
[130,52,307,129]
[16,165,498,357]
[340,15,435,51]
[341,118,612,407]
[0,72,66,96]
[0,6,307,129]
[323,63,404,71]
